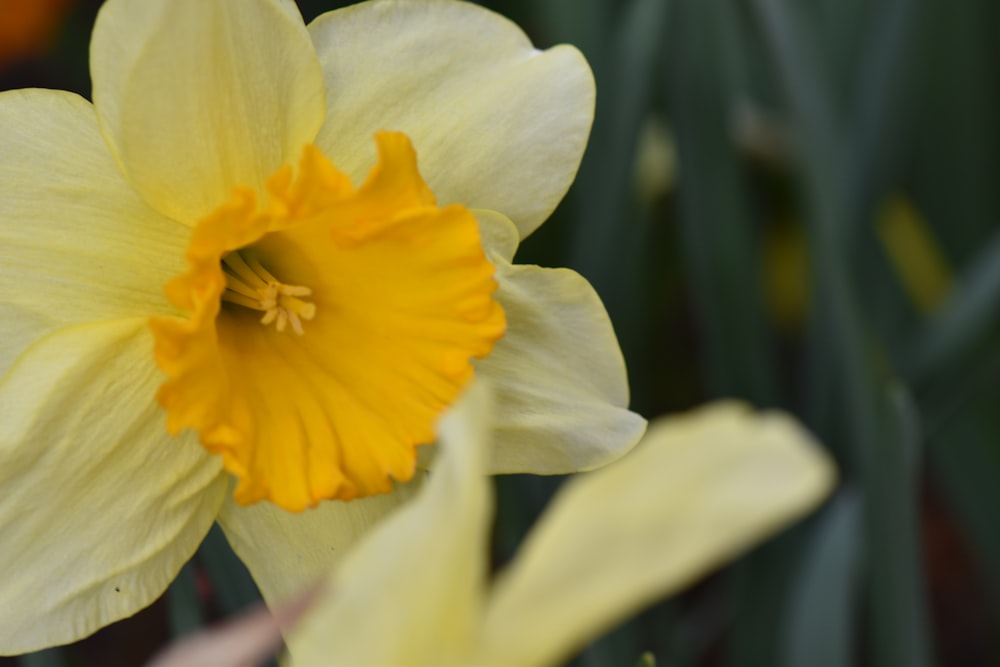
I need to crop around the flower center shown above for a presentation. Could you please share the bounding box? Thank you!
[220,249,316,335]
[150,132,506,511]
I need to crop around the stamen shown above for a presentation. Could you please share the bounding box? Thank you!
[287,311,305,336]
[220,249,317,335]
[244,253,280,285]
[279,284,312,297]
[221,289,265,311]
[224,273,262,300]
[277,294,317,319]
[222,252,267,289]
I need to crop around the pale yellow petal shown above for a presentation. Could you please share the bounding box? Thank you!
[478,403,836,667]
[90,0,326,224]
[476,260,647,474]
[309,0,594,238]
[0,89,186,376]
[217,474,425,605]
[473,208,520,263]
[0,320,227,654]
[287,384,493,666]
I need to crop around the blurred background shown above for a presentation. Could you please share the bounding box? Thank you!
[2,0,999,664]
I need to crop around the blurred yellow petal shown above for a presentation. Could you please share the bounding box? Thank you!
[288,384,492,666]
[0,320,227,654]
[217,474,424,606]
[0,89,186,375]
[90,0,326,224]
[478,403,836,667]
[277,399,832,667]
[477,260,646,474]
[309,0,594,238]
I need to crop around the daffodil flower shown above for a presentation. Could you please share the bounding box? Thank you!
[149,384,835,667]
[0,0,645,653]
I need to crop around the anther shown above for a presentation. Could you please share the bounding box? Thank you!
[220,250,317,335]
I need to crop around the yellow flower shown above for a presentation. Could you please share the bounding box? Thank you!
[0,0,645,653]
[148,385,836,667]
